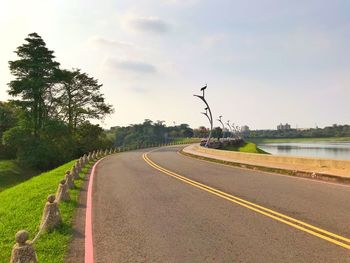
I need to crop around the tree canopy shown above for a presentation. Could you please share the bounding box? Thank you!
[2,33,114,169]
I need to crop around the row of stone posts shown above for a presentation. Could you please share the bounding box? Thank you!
[10,143,190,262]
[10,149,116,262]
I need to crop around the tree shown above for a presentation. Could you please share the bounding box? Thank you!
[212,127,223,140]
[194,126,209,138]
[56,69,114,132]
[0,101,19,136]
[74,122,112,155]
[4,33,115,170]
[8,33,60,137]
[113,120,194,147]
[0,101,23,159]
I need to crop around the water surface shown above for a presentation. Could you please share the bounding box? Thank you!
[257,142,350,160]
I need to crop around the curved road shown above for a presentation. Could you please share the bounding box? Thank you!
[91,146,350,262]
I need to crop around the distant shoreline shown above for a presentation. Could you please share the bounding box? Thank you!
[249,137,350,143]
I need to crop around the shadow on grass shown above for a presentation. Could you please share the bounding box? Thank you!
[0,160,38,192]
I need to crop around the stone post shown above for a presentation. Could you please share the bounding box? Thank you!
[40,195,62,231]
[76,160,81,173]
[56,179,70,202]
[65,170,75,189]
[72,164,79,180]
[10,230,38,263]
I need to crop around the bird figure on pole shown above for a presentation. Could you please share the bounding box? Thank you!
[201,84,207,96]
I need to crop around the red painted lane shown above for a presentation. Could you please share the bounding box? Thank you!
[84,158,104,263]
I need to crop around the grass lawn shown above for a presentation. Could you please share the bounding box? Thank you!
[222,142,269,154]
[250,137,350,143]
[0,160,92,262]
[0,160,38,192]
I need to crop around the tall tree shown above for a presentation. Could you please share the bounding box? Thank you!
[56,69,114,132]
[8,33,60,137]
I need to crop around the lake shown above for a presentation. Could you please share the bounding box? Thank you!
[257,141,350,160]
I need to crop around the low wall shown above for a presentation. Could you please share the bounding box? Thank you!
[185,144,350,172]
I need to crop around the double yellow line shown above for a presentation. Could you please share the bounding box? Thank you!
[142,152,350,250]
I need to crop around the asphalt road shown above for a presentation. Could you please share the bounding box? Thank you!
[92,146,350,262]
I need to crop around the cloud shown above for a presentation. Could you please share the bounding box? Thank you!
[129,86,149,93]
[105,58,157,74]
[161,0,199,6]
[89,36,135,49]
[201,34,228,49]
[123,16,170,34]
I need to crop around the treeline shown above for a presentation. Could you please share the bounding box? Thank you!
[0,33,113,170]
[110,121,226,148]
[246,124,350,139]
[111,120,194,147]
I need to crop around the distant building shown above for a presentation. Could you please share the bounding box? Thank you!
[241,125,250,132]
[277,123,291,130]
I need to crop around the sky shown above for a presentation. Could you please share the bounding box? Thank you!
[0,0,349,130]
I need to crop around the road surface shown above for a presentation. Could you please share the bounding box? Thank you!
[90,146,350,262]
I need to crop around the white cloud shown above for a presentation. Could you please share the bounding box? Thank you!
[89,36,136,49]
[105,58,157,74]
[122,15,170,34]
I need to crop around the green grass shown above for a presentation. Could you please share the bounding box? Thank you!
[0,160,38,192]
[222,142,269,154]
[250,137,350,143]
[0,160,92,262]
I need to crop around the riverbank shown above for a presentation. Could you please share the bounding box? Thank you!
[250,137,350,143]
[182,144,350,184]
[222,141,269,154]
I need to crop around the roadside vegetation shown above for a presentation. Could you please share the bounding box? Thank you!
[0,160,91,262]
[0,33,113,172]
[110,119,199,148]
[0,33,113,261]
[222,141,269,154]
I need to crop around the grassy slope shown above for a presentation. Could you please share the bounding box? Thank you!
[0,160,91,262]
[0,160,38,192]
[222,142,269,154]
[250,137,350,143]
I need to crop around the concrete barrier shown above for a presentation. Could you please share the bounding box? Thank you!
[184,144,350,178]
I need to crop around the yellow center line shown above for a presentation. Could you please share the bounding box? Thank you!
[165,151,350,243]
[142,151,350,250]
